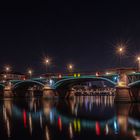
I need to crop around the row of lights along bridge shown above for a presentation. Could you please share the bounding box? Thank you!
[3,46,140,78]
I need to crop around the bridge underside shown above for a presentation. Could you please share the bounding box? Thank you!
[53,78,116,98]
[54,77,116,90]
[12,81,44,97]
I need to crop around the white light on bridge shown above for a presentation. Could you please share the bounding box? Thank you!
[105,72,110,75]
[96,72,99,76]
[132,71,136,74]
[58,74,62,78]
[49,79,54,86]
[113,76,118,81]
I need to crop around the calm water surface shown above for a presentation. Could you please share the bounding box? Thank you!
[0,96,140,140]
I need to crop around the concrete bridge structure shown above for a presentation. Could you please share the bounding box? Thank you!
[0,68,140,102]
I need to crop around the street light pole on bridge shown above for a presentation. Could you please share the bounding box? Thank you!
[137,57,140,72]
[67,64,74,75]
[44,57,51,74]
[28,69,33,79]
[117,46,125,68]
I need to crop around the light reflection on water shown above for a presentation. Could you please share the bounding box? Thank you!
[0,96,140,140]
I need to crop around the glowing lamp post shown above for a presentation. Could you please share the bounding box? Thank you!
[68,64,74,73]
[4,66,11,81]
[28,70,33,79]
[4,66,11,74]
[137,57,140,72]
[117,46,125,68]
[45,59,49,65]
[44,58,50,73]
[3,74,7,79]
[5,66,10,72]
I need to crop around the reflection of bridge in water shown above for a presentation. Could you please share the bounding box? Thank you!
[2,97,140,139]
[0,68,140,102]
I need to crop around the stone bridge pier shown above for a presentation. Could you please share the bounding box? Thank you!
[115,69,140,102]
[115,72,131,102]
[3,82,13,98]
[43,84,57,99]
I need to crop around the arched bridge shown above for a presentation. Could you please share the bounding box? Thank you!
[52,76,117,89]
[0,72,140,101]
[1,73,140,90]
[6,75,118,90]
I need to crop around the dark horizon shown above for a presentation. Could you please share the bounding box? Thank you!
[0,1,140,74]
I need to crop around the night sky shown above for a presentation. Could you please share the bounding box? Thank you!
[0,1,140,74]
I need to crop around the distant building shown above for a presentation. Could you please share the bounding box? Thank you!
[0,71,27,82]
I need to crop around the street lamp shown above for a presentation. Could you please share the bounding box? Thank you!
[45,58,50,65]
[44,58,51,73]
[4,66,11,73]
[68,64,74,73]
[28,69,33,79]
[137,56,140,72]
[117,46,125,67]
[6,67,10,72]
[3,74,7,79]
[4,66,11,81]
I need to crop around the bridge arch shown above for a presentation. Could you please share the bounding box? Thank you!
[0,83,4,87]
[13,80,45,97]
[53,76,117,90]
[10,80,22,84]
[0,83,4,89]
[128,80,140,87]
[13,80,45,89]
